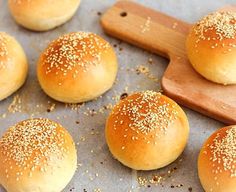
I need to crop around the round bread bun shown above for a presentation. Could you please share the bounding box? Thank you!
[0,118,77,192]
[8,0,81,31]
[186,11,236,85]
[198,125,236,192]
[0,32,28,101]
[37,32,118,103]
[105,90,189,170]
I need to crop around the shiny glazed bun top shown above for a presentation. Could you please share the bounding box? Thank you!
[0,118,77,192]
[186,11,236,85]
[198,126,236,192]
[37,32,118,103]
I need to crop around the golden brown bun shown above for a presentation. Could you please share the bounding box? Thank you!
[186,11,236,85]
[105,91,189,170]
[37,32,118,103]
[8,0,81,31]
[198,125,236,192]
[0,32,28,101]
[0,118,77,192]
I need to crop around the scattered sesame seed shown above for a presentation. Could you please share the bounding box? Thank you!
[137,165,180,187]
[47,103,56,112]
[8,94,22,113]
[1,113,6,118]
[148,58,153,64]
[136,65,158,82]
[172,22,178,29]
[65,103,84,111]
[136,65,149,74]
[137,176,148,186]
[141,17,151,33]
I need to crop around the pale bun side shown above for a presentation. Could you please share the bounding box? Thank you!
[8,0,81,31]
[0,118,77,192]
[0,32,28,101]
[106,91,189,170]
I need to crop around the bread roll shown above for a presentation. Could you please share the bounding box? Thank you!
[186,11,236,85]
[198,125,236,192]
[0,32,28,101]
[0,118,77,192]
[37,32,118,103]
[8,0,81,31]
[105,91,189,170]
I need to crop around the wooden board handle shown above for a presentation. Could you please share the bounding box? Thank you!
[101,0,191,59]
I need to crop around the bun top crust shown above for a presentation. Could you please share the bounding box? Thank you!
[40,32,110,80]
[193,11,236,52]
[110,91,179,136]
[202,126,236,177]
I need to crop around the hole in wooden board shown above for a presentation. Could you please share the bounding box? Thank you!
[120,12,127,17]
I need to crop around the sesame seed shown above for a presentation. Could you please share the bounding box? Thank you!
[8,94,22,113]
[172,22,178,29]
[136,65,158,82]
[94,189,102,192]
[138,176,148,186]
[141,17,151,33]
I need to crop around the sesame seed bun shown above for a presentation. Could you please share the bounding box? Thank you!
[0,118,77,192]
[0,32,28,101]
[37,32,118,103]
[186,11,236,85]
[8,0,81,31]
[198,125,236,192]
[105,91,189,170]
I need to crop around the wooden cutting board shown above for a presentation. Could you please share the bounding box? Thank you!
[100,0,236,125]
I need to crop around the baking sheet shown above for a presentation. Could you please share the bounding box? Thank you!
[0,0,235,191]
